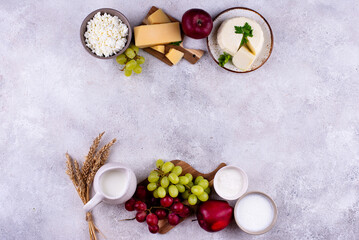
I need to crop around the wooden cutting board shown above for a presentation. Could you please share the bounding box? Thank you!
[139,160,226,234]
[141,6,205,66]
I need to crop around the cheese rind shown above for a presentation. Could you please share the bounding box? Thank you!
[134,22,181,48]
[147,9,171,24]
[151,45,165,54]
[165,48,184,65]
[232,46,256,71]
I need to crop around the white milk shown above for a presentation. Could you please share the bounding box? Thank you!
[235,193,275,232]
[100,169,128,198]
[215,167,244,198]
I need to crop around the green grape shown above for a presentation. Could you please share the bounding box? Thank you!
[187,181,194,188]
[116,54,127,64]
[160,176,170,188]
[171,166,182,176]
[204,187,211,194]
[185,173,193,182]
[188,194,198,205]
[130,44,139,54]
[168,173,179,184]
[125,59,137,70]
[156,159,164,168]
[133,65,142,74]
[147,182,157,191]
[179,176,189,185]
[198,179,209,189]
[198,192,209,202]
[136,56,145,65]
[148,172,159,183]
[153,189,159,198]
[191,185,204,196]
[125,48,136,59]
[124,68,132,77]
[194,176,204,185]
[176,184,185,193]
[162,162,174,173]
[168,185,179,198]
[157,187,166,198]
[182,190,190,199]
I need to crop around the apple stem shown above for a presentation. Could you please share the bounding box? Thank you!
[197,19,202,26]
[192,219,198,222]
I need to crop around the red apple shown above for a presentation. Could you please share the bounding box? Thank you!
[197,200,233,232]
[182,8,213,39]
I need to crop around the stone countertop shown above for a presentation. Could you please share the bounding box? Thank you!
[0,0,358,239]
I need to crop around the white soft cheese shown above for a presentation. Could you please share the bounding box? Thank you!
[84,12,128,57]
[217,17,264,56]
[232,46,256,71]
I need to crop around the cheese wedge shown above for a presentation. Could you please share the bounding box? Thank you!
[147,9,171,24]
[151,45,165,54]
[134,22,181,48]
[232,46,256,71]
[165,48,184,65]
[217,17,264,56]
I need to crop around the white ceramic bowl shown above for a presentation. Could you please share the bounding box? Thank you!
[207,7,273,73]
[234,191,278,235]
[213,165,248,200]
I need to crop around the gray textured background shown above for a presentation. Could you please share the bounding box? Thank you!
[0,0,358,239]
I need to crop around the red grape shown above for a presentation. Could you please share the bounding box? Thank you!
[168,213,180,226]
[171,202,184,214]
[135,186,147,200]
[146,213,158,226]
[173,197,180,203]
[179,205,191,218]
[136,211,147,222]
[148,224,159,234]
[160,196,173,207]
[124,198,136,211]
[154,209,167,219]
[134,201,147,212]
[149,197,160,206]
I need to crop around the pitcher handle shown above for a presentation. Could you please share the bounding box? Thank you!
[83,192,104,212]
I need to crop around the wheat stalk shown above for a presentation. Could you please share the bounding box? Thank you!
[87,138,116,185]
[82,132,105,181]
[66,132,116,240]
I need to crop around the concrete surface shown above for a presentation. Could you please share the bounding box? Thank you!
[0,0,358,239]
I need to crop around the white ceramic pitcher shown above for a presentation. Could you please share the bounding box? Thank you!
[83,162,137,212]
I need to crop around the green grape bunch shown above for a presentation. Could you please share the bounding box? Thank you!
[116,44,145,77]
[146,159,211,205]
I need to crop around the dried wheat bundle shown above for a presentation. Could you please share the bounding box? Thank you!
[66,132,116,240]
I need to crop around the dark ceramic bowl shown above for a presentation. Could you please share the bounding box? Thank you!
[80,8,132,59]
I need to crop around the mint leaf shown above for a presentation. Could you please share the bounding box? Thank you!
[218,52,232,67]
[169,41,182,46]
[234,22,253,47]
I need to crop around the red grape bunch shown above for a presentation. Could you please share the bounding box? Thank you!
[124,185,191,234]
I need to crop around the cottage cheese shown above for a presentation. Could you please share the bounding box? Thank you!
[84,12,128,57]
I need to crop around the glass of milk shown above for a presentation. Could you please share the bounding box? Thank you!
[234,191,278,234]
[83,163,137,212]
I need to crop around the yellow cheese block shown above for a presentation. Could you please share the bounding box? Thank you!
[165,48,184,65]
[134,22,182,48]
[147,9,171,24]
[150,45,165,54]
